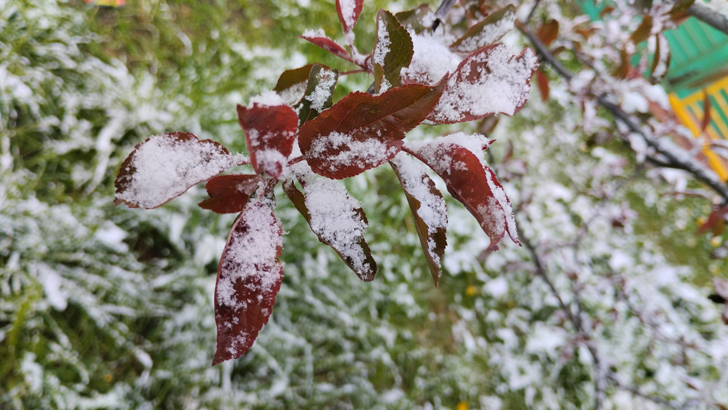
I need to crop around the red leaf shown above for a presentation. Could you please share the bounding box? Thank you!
[535,69,550,101]
[390,153,447,285]
[274,64,316,94]
[299,79,447,179]
[697,205,728,235]
[336,0,364,33]
[198,174,262,214]
[114,132,243,209]
[426,45,538,124]
[213,202,283,365]
[237,103,298,179]
[450,5,516,53]
[701,91,712,133]
[282,166,377,281]
[299,32,354,63]
[405,134,520,250]
[536,19,559,47]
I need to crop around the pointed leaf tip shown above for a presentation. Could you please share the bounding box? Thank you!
[213,202,283,365]
[406,133,519,250]
[114,132,239,209]
[336,0,364,33]
[198,174,262,214]
[390,154,447,286]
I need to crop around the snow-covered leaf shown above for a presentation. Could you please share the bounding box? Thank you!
[198,174,262,214]
[450,5,516,53]
[283,165,377,281]
[406,133,519,250]
[630,15,653,43]
[371,9,413,93]
[390,153,447,286]
[394,4,434,34]
[237,103,298,179]
[336,0,364,33]
[427,45,538,124]
[213,201,283,365]
[649,33,670,85]
[274,64,317,105]
[299,79,446,179]
[295,64,339,126]
[115,132,243,209]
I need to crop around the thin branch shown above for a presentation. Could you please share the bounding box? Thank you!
[432,0,457,31]
[339,69,367,76]
[688,1,728,37]
[526,0,543,24]
[517,24,728,204]
[608,374,689,410]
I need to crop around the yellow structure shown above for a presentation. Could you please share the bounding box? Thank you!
[669,76,728,181]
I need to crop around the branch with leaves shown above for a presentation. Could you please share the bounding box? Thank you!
[114,0,538,365]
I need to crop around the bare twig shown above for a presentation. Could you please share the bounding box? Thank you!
[517,24,728,204]
[687,1,728,37]
[432,0,457,31]
[526,0,543,24]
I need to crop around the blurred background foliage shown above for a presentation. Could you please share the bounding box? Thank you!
[1,0,727,409]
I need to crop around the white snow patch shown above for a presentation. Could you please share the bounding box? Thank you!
[116,134,242,209]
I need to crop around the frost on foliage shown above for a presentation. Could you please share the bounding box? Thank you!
[450,5,516,53]
[429,45,538,124]
[114,133,243,209]
[237,102,298,179]
[214,201,283,365]
[372,10,413,93]
[336,0,363,33]
[402,32,462,86]
[284,163,377,281]
[390,152,447,285]
[308,131,399,174]
[297,64,339,125]
[299,81,446,179]
[406,133,519,250]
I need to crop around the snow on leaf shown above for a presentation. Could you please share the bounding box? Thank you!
[295,64,339,126]
[299,31,353,63]
[390,153,447,286]
[274,64,318,106]
[213,201,283,365]
[405,133,519,250]
[237,103,298,179]
[114,132,244,209]
[198,174,262,214]
[372,10,413,93]
[299,79,447,179]
[450,5,516,53]
[283,163,377,281]
[427,45,538,124]
[649,33,670,85]
[401,32,462,86]
[395,4,435,34]
[336,0,364,33]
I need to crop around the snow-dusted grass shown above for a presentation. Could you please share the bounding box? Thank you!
[2,0,727,409]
